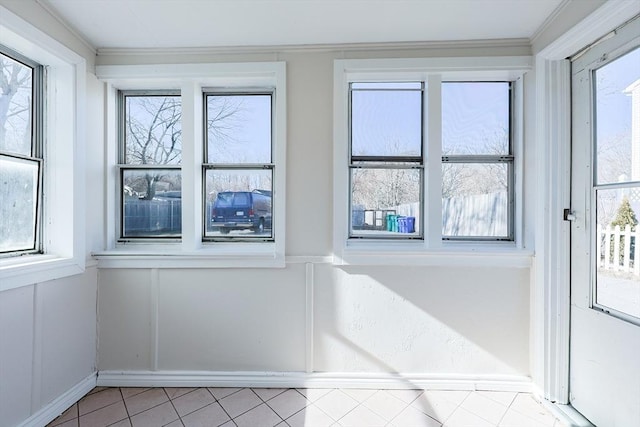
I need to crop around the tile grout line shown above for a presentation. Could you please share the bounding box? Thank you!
[440,389,472,425]
[495,391,521,426]
[76,390,128,423]
[383,390,422,426]
[214,388,246,426]
[122,388,175,424]
[461,391,511,427]
[501,392,560,426]
[160,386,183,426]
[233,388,278,424]
[325,389,363,426]
[50,387,563,427]
[296,388,336,424]
[172,388,223,425]
[261,399,287,425]
[262,389,309,426]
[118,387,131,422]
[255,389,289,424]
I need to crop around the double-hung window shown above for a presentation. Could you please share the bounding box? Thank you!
[119,91,182,240]
[204,92,274,241]
[0,47,43,256]
[335,57,530,264]
[1,6,86,290]
[97,62,286,267]
[349,82,424,238]
[441,82,513,240]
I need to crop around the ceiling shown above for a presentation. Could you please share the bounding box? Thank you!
[43,0,565,50]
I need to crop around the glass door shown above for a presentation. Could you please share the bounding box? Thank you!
[570,16,640,426]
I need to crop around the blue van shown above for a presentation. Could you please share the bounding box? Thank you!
[210,190,272,234]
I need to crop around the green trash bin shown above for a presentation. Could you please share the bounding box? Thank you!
[386,214,397,232]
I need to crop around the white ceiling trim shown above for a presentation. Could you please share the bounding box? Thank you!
[538,0,640,59]
[95,38,532,57]
[36,0,97,54]
[529,0,572,46]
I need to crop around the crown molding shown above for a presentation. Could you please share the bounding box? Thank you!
[529,0,572,47]
[35,0,97,55]
[537,0,640,59]
[96,38,531,58]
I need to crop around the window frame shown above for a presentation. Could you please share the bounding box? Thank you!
[0,5,87,291]
[333,57,531,266]
[0,46,44,257]
[117,90,183,241]
[348,82,425,240]
[202,90,276,242]
[441,80,515,241]
[95,62,286,268]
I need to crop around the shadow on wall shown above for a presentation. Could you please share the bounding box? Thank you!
[314,264,529,381]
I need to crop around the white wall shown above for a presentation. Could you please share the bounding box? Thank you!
[314,265,529,375]
[98,263,530,379]
[0,2,101,426]
[96,46,533,385]
[0,269,98,427]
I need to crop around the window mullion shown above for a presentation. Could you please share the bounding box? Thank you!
[426,74,443,248]
[181,82,201,251]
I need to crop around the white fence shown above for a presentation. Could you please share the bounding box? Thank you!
[381,192,507,236]
[598,224,640,276]
[442,192,507,236]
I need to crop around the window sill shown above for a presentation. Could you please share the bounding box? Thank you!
[0,254,85,292]
[93,244,285,269]
[335,241,533,268]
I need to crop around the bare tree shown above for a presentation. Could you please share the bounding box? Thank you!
[125,96,182,200]
[0,55,32,154]
[0,55,35,250]
[207,96,244,148]
[205,95,274,199]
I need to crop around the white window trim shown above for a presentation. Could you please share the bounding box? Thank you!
[0,6,86,292]
[333,56,532,266]
[93,62,286,268]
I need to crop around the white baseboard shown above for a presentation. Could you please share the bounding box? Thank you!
[97,370,532,392]
[19,372,97,427]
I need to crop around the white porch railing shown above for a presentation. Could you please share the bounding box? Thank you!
[597,224,640,276]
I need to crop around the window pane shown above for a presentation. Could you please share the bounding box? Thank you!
[442,163,509,237]
[122,169,181,237]
[204,169,273,238]
[595,187,640,318]
[351,87,422,157]
[0,53,33,156]
[442,82,509,155]
[207,94,272,164]
[595,47,640,185]
[0,155,39,252]
[350,168,421,237]
[125,95,182,165]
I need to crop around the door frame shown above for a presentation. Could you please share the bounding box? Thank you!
[533,0,640,405]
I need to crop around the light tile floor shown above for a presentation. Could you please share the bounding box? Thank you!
[46,387,567,427]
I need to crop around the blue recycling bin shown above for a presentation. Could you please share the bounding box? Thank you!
[406,216,415,233]
[397,216,407,233]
